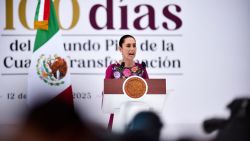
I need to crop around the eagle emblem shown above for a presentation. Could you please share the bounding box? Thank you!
[36,54,68,86]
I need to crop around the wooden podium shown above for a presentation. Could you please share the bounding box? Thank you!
[102,78,167,113]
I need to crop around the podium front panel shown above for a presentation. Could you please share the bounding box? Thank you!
[102,79,167,113]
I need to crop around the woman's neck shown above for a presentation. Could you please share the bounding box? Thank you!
[121,59,134,67]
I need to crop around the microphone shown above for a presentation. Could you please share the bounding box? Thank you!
[142,61,146,69]
[121,62,125,68]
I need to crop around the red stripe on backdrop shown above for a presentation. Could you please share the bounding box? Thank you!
[51,86,74,107]
[43,0,50,21]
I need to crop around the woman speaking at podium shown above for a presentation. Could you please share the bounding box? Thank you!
[105,35,149,79]
[104,34,149,131]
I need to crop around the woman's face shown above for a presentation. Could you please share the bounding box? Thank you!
[119,37,136,61]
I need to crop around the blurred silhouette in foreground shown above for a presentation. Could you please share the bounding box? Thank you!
[122,111,163,141]
[203,97,250,141]
[10,99,165,141]
[12,100,105,141]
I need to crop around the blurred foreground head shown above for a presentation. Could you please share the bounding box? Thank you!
[13,100,101,141]
[124,111,163,141]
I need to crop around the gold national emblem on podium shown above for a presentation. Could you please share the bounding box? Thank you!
[123,76,147,99]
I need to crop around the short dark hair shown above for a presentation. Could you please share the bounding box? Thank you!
[119,34,136,47]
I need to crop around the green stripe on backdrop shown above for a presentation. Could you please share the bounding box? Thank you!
[33,0,59,52]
